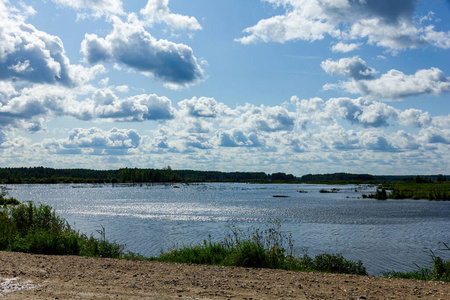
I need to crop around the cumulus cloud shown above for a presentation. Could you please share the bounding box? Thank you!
[216,129,263,147]
[93,91,175,121]
[331,42,362,53]
[81,17,204,89]
[0,83,176,132]
[177,97,235,118]
[237,0,450,51]
[341,67,450,100]
[359,131,396,152]
[140,0,202,31]
[325,98,397,127]
[238,104,295,132]
[44,127,141,155]
[322,57,450,100]
[398,109,432,128]
[50,0,124,17]
[321,56,376,80]
[419,127,450,144]
[0,2,104,87]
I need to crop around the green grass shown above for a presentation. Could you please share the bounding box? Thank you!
[0,202,125,258]
[155,220,367,276]
[384,243,450,282]
[378,182,450,200]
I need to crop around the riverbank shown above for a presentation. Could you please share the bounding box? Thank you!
[1,251,449,299]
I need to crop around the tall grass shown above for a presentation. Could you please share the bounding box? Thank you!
[384,243,450,282]
[0,202,125,258]
[377,182,450,201]
[156,220,367,276]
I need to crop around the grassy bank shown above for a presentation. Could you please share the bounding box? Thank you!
[156,221,367,275]
[0,202,124,258]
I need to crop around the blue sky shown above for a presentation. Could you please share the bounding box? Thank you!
[0,0,449,175]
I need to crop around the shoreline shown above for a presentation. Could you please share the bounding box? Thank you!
[1,251,449,299]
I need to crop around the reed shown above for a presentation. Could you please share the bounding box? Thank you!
[156,220,367,275]
[384,242,450,282]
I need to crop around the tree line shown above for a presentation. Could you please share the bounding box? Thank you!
[0,167,297,184]
[0,167,447,184]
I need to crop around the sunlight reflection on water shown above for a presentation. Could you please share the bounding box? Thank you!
[7,183,450,275]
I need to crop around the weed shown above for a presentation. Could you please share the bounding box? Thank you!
[384,242,450,282]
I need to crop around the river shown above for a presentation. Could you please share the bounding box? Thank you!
[6,183,450,276]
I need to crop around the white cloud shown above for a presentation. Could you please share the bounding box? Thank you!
[238,104,295,132]
[432,115,450,129]
[2,93,449,174]
[237,0,450,51]
[93,92,175,121]
[398,109,432,128]
[325,98,397,127]
[419,127,450,144]
[115,85,129,93]
[0,2,104,87]
[331,42,362,53]
[177,97,235,118]
[216,129,263,147]
[81,17,204,89]
[342,68,450,100]
[359,131,396,152]
[322,57,450,100]
[321,56,376,80]
[50,0,124,17]
[140,0,202,31]
[44,127,141,155]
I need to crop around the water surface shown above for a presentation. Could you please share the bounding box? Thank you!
[7,183,450,275]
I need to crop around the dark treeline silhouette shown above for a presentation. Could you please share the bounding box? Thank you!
[0,167,181,184]
[301,173,449,183]
[0,167,295,184]
[301,173,376,183]
[1,167,447,184]
[173,170,268,182]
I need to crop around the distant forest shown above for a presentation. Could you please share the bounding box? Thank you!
[0,167,295,184]
[0,167,447,184]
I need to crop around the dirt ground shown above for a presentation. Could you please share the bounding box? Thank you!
[0,251,449,299]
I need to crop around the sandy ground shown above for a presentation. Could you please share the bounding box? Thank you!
[0,251,449,299]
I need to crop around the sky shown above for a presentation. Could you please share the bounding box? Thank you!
[0,0,449,176]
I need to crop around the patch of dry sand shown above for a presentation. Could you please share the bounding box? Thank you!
[1,251,449,299]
